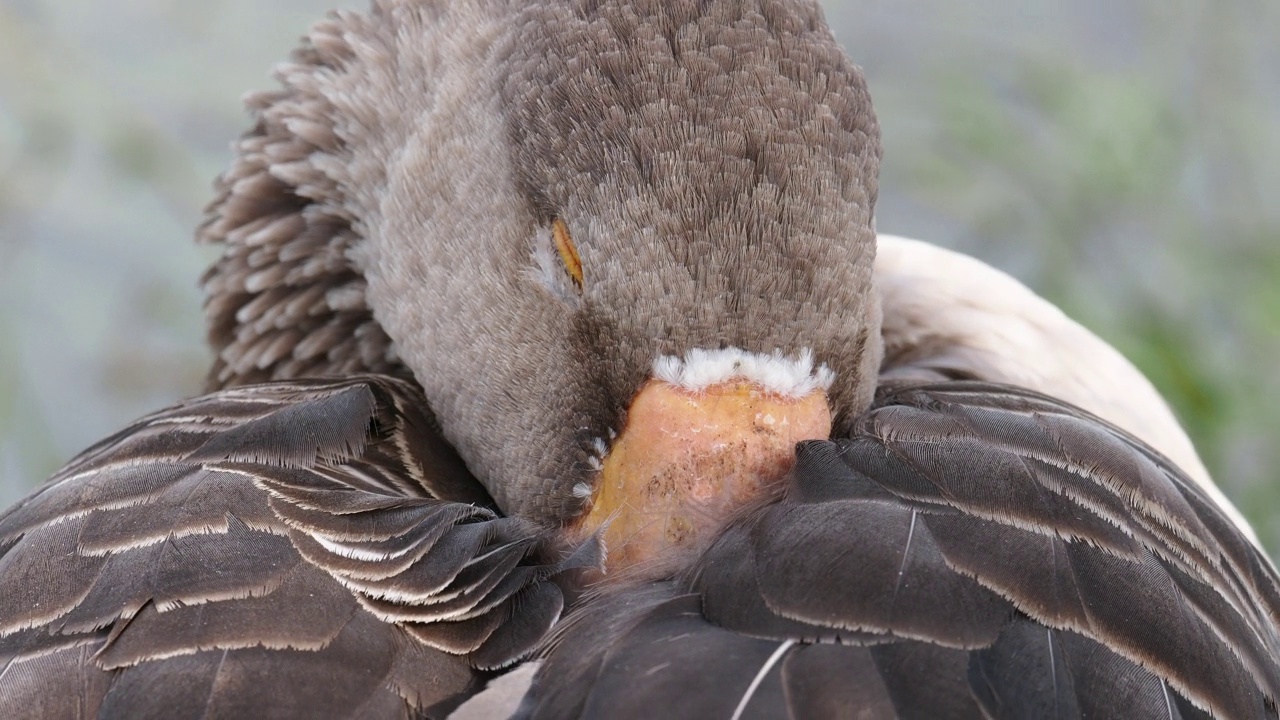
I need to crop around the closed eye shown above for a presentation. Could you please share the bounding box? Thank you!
[529,217,585,304]
[552,218,584,293]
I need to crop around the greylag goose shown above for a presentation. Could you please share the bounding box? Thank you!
[1,1,1275,718]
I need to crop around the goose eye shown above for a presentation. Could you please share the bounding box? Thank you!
[551,218,584,292]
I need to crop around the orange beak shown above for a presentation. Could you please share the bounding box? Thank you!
[571,378,832,578]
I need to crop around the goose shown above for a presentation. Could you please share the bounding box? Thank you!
[1,1,1276,718]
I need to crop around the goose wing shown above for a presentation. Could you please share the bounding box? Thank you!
[0,376,591,718]
[523,382,1280,719]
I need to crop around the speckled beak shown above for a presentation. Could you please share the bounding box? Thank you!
[573,364,833,578]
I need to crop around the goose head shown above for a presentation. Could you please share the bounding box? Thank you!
[201,0,883,575]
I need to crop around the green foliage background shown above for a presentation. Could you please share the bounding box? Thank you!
[2,2,1277,553]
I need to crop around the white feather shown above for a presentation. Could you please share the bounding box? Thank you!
[652,347,835,397]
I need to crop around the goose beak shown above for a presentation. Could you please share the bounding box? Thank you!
[573,378,832,577]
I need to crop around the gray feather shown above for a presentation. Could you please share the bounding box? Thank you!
[0,377,582,714]
[518,383,1280,718]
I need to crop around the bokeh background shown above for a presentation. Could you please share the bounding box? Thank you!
[2,1,1277,553]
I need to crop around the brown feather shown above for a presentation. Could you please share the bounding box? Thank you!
[0,377,589,714]
[518,383,1280,719]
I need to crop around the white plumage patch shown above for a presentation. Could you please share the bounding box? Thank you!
[651,347,835,397]
[528,224,582,304]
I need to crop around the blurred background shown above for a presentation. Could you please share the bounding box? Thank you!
[1,1,1277,553]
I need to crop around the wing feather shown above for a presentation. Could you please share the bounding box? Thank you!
[520,382,1280,719]
[0,376,593,715]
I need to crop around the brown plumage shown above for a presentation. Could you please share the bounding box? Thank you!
[1,1,1276,718]
[0,377,589,715]
[529,384,1280,718]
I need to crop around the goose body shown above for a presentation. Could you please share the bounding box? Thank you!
[1,1,1276,718]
